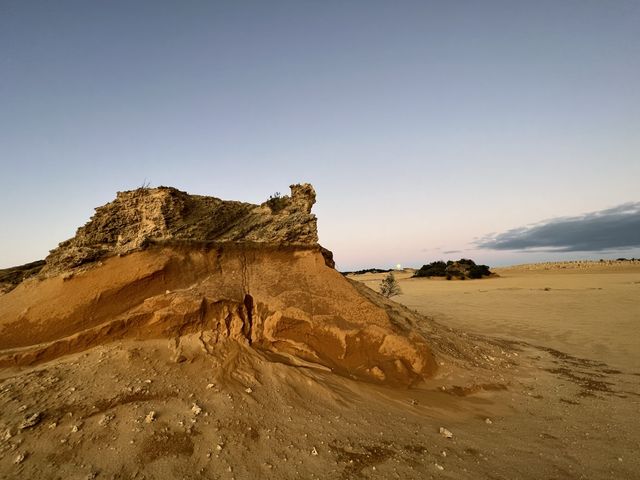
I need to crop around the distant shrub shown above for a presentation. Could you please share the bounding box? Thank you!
[468,264,491,279]
[414,261,447,277]
[380,272,402,298]
[342,268,392,276]
[266,192,287,213]
[457,258,476,266]
[414,258,492,279]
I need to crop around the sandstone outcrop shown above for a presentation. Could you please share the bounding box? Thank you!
[43,184,319,276]
[0,184,436,386]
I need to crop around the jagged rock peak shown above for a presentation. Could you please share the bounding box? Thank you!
[43,183,319,275]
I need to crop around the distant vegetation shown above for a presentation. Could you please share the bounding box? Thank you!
[380,272,402,298]
[342,268,392,276]
[266,192,288,213]
[414,259,492,280]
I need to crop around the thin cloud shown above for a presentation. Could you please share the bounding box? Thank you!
[477,202,640,252]
[442,249,462,254]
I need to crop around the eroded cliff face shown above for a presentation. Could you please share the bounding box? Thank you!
[43,183,319,276]
[0,183,437,386]
[0,244,436,386]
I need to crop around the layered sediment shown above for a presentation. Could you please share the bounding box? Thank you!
[0,184,436,386]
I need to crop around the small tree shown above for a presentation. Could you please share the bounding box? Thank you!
[380,272,402,298]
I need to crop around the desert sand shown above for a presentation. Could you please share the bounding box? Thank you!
[355,261,640,371]
[350,262,640,478]
[0,186,638,479]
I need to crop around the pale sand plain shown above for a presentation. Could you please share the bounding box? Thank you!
[354,261,640,371]
[348,261,640,479]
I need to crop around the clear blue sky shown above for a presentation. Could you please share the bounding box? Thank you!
[1,1,639,270]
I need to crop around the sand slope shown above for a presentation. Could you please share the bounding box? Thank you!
[0,263,637,479]
[0,243,439,386]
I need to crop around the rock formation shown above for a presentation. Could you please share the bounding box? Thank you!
[0,260,45,294]
[43,183,320,276]
[0,184,436,386]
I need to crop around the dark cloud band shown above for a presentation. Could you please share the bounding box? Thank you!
[477,202,640,252]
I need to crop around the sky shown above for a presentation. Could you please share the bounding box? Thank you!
[1,0,639,271]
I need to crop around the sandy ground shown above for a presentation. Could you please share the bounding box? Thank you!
[348,262,640,478]
[355,262,640,371]
[0,262,639,479]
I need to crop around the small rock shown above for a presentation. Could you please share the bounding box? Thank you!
[485,418,493,425]
[145,411,156,423]
[17,405,27,412]
[98,414,114,427]
[245,387,253,394]
[2,428,13,441]
[206,384,215,389]
[71,425,80,433]
[439,427,453,439]
[14,453,26,464]
[441,451,447,457]
[48,422,57,429]
[19,413,42,430]
[435,462,444,471]
[311,447,318,456]
[369,366,386,381]
[216,444,223,451]
[191,403,202,416]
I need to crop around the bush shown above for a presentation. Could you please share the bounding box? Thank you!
[380,272,402,298]
[266,192,287,213]
[414,258,492,279]
[414,261,447,277]
[468,264,491,279]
